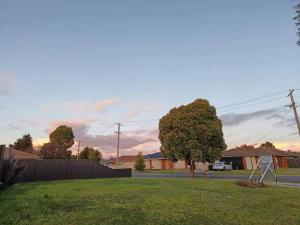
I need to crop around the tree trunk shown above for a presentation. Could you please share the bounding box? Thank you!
[189,161,195,178]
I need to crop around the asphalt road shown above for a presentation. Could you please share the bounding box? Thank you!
[133,171,300,183]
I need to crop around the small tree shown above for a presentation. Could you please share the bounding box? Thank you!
[159,99,226,177]
[50,125,74,159]
[79,147,102,161]
[39,143,57,159]
[260,142,275,148]
[135,152,145,171]
[14,134,33,153]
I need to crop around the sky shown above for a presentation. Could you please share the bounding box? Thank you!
[1,0,300,158]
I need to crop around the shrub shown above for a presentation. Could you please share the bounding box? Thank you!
[135,152,145,171]
[0,148,24,189]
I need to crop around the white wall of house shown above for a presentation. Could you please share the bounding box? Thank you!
[145,160,151,169]
[109,161,135,169]
[195,162,209,171]
[151,159,162,169]
[174,160,186,169]
[245,156,258,170]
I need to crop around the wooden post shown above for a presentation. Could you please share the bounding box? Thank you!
[0,145,5,180]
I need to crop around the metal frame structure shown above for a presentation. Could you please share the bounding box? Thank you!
[249,155,277,183]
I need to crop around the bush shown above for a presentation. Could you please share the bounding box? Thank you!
[135,152,145,171]
[0,148,24,189]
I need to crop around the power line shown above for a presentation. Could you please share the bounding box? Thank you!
[218,90,286,110]
[218,97,287,113]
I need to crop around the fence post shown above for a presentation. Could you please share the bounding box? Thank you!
[0,145,5,180]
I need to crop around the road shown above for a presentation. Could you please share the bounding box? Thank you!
[133,171,300,183]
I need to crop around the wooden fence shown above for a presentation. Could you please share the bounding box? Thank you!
[287,158,300,168]
[15,159,131,182]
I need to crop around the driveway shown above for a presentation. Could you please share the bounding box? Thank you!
[133,171,300,183]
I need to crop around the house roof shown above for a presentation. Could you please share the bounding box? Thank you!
[287,151,300,157]
[3,148,39,160]
[109,155,137,163]
[222,146,292,158]
[144,152,163,159]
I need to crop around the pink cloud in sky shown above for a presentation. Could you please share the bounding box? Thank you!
[42,98,115,112]
[41,119,159,159]
[93,99,115,111]
[274,141,300,152]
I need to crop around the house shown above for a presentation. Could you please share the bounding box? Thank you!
[286,150,300,168]
[109,151,208,171]
[221,146,293,170]
[1,147,39,160]
[144,152,185,170]
[109,155,137,169]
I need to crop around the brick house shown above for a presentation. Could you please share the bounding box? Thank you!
[221,146,292,170]
[109,152,208,170]
[109,155,137,169]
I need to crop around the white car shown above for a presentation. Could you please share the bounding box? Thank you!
[212,161,232,171]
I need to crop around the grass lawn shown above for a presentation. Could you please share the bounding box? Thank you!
[140,168,300,176]
[1,179,300,225]
[213,168,300,176]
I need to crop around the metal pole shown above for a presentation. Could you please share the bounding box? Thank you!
[288,89,300,136]
[115,122,122,168]
[77,140,81,160]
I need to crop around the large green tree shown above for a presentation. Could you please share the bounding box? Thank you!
[159,99,226,177]
[79,147,102,161]
[14,134,33,153]
[49,125,74,159]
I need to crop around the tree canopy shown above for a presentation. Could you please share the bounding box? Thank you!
[49,125,74,159]
[40,143,57,159]
[14,134,33,153]
[79,147,102,161]
[260,142,275,149]
[159,99,226,176]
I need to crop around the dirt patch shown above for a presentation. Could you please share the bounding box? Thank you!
[236,180,267,188]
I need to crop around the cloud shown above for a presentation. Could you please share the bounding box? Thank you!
[19,119,39,127]
[0,123,22,130]
[42,98,115,112]
[93,99,115,111]
[0,73,16,96]
[33,137,49,147]
[45,119,158,158]
[220,108,279,126]
[273,117,296,128]
[273,141,300,151]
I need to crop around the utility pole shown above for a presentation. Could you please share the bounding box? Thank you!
[115,122,123,168]
[77,140,81,160]
[288,89,300,136]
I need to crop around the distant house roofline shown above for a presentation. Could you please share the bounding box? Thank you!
[109,155,137,163]
[222,146,293,158]
[144,152,163,159]
[3,148,39,160]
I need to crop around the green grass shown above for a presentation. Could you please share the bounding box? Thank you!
[139,168,300,176]
[1,178,300,225]
[213,168,300,176]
